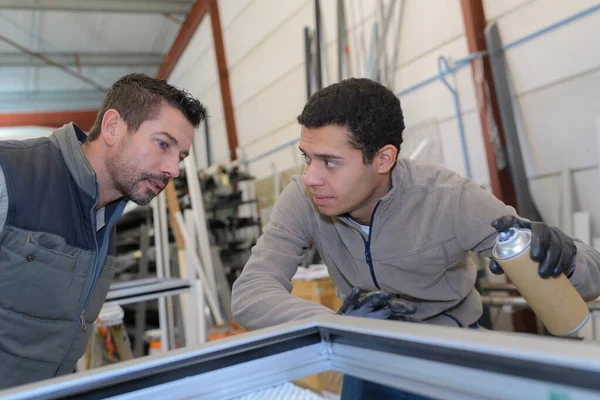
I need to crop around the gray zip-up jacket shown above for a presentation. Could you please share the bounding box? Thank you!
[0,123,127,390]
[232,159,600,330]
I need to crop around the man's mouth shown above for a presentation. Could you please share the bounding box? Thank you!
[312,195,332,205]
[147,179,166,191]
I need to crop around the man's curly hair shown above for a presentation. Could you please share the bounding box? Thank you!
[297,78,405,163]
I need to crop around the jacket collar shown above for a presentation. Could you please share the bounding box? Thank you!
[49,123,128,227]
[377,160,406,217]
[48,123,98,200]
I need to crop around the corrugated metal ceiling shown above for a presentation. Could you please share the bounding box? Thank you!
[0,1,194,113]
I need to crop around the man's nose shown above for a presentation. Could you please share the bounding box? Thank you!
[161,155,180,178]
[303,162,323,187]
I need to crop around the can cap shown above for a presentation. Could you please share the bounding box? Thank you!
[492,227,532,260]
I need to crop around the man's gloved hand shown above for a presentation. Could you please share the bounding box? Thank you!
[337,287,417,320]
[489,215,577,278]
[337,287,392,319]
[386,297,418,321]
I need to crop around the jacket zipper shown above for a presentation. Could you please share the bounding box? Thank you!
[362,200,382,289]
[54,204,121,376]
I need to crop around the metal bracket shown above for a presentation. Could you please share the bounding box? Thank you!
[319,329,333,357]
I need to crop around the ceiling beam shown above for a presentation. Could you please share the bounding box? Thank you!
[156,0,208,80]
[0,109,98,131]
[0,33,107,91]
[208,0,238,162]
[0,0,194,14]
[0,90,105,113]
[0,52,165,67]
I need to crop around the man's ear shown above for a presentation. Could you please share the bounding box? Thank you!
[374,144,398,173]
[100,109,122,146]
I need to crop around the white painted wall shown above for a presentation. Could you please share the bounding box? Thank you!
[169,0,600,237]
[484,0,600,237]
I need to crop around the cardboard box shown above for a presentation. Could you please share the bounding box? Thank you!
[291,277,343,394]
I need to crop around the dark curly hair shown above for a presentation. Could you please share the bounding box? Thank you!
[87,73,206,140]
[297,78,405,163]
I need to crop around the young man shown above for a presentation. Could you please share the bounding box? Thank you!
[0,73,206,390]
[231,78,600,399]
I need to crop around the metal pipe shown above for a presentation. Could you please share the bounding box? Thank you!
[184,210,199,346]
[340,0,352,79]
[368,0,397,81]
[337,0,344,82]
[152,196,169,353]
[366,23,379,81]
[158,192,176,351]
[437,56,471,178]
[314,0,323,90]
[184,152,217,293]
[245,137,300,165]
[204,116,212,167]
[133,224,150,358]
[345,0,364,77]
[388,0,404,89]
[396,3,600,98]
[503,3,600,51]
[175,212,225,325]
[303,26,313,100]
[194,277,206,344]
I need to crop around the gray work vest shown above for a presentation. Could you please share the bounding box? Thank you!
[0,123,127,390]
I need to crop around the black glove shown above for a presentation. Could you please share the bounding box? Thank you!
[489,215,577,278]
[386,297,417,320]
[337,287,417,320]
[337,287,392,319]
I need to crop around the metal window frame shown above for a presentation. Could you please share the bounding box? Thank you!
[2,315,600,400]
[104,278,191,307]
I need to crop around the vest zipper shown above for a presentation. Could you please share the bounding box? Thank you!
[80,311,86,332]
[363,200,382,289]
[54,204,121,376]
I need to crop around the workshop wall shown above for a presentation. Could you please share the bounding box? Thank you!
[169,0,600,238]
[485,0,600,239]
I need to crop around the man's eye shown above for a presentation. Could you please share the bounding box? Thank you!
[158,140,168,149]
[326,160,337,168]
[302,154,310,164]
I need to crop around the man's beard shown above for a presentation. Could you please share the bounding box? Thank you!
[107,151,168,206]
[116,176,155,206]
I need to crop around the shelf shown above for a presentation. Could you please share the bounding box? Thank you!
[206,199,257,211]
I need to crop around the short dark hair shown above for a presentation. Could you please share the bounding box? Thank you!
[297,78,405,163]
[87,73,206,140]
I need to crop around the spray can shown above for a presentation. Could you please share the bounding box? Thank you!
[492,227,589,336]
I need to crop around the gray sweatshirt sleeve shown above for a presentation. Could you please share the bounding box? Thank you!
[231,178,336,330]
[0,165,8,233]
[453,179,600,301]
